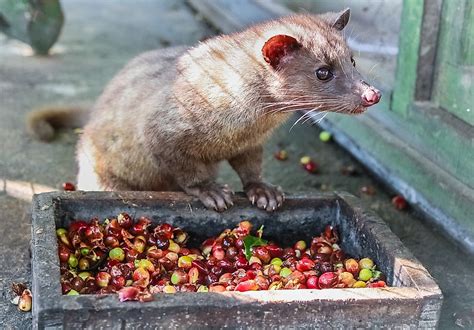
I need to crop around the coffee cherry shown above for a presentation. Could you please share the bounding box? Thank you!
[296,258,315,272]
[319,131,331,142]
[392,195,407,210]
[133,236,146,253]
[163,285,177,294]
[367,280,386,288]
[317,244,333,255]
[218,259,233,272]
[219,272,233,285]
[294,240,306,251]
[252,246,271,264]
[344,258,359,275]
[197,285,209,292]
[173,229,188,245]
[353,280,366,288]
[188,267,201,284]
[320,261,333,273]
[236,221,252,236]
[56,228,71,247]
[80,247,90,256]
[168,240,181,253]
[109,247,125,262]
[279,267,292,278]
[201,238,214,256]
[118,287,140,301]
[270,257,283,267]
[205,273,219,285]
[303,161,318,174]
[105,235,120,248]
[248,256,262,266]
[135,259,155,272]
[266,244,283,258]
[62,182,76,191]
[306,275,319,289]
[268,281,283,290]
[155,223,173,238]
[146,246,163,259]
[78,258,90,270]
[226,246,239,260]
[234,256,249,269]
[68,255,78,268]
[318,272,339,289]
[178,255,194,269]
[155,234,170,250]
[133,268,151,288]
[300,156,311,165]
[131,218,151,236]
[78,272,91,281]
[117,213,133,229]
[58,245,71,263]
[59,216,388,296]
[339,272,355,287]
[171,270,188,285]
[274,150,288,161]
[209,284,227,292]
[245,270,257,280]
[191,260,208,273]
[255,275,270,290]
[282,247,296,259]
[359,258,374,270]
[180,284,197,292]
[235,280,259,292]
[96,272,111,288]
[287,270,305,284]
[125,249,139,263]
[358,268,373,282]
[71,277,85,291]
[212,247,225,260]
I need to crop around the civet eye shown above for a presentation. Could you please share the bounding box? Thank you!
[315,67,333,81]
[351,57,356,67]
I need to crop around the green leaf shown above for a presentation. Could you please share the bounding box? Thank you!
[243,235,268,260]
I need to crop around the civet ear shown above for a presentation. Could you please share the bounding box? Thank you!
[262,34,301,69]
[331,8,350,31]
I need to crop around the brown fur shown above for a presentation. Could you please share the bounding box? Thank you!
[27,9,381,211]
[26,106,88,141]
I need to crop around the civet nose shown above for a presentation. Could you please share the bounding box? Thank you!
[361,86,381,107]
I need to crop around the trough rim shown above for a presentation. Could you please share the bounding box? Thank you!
[30,191,442,323]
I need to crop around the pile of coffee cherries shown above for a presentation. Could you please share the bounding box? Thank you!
[57,215,387,302]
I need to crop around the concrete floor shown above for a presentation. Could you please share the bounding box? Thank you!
[0,0,472,329]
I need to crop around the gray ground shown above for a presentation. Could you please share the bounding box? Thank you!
[0,0,472,329]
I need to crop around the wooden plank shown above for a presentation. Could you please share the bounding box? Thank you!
[415,0,442,100]
[318,113,474,254]
[391,0,424,116]
[188,0,277,33]
[365,101,474,188]
[461,0,473,65]
[432,0,474,125]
